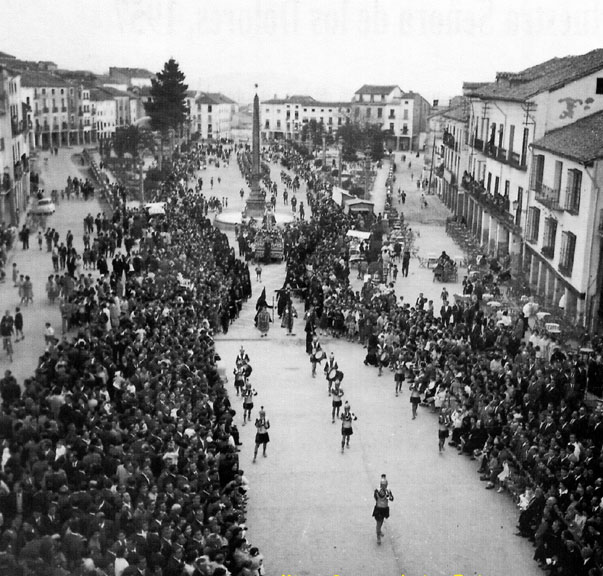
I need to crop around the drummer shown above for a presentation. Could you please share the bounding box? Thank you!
[324,352,339,396]
[310,335,324,378]
[331,379,344,423]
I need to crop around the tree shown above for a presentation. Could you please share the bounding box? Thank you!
[145,58,189,133]
[336,123,364,162]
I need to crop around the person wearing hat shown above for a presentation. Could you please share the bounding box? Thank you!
[253,407,270,462]
[340,402,357,453]
[373,474,394,544]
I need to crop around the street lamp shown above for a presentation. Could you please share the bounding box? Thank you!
[364,145,371,200]
[338,137,343,188]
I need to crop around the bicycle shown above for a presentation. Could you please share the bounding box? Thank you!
[3,336,13,362]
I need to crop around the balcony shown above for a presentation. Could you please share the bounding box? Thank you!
[443,131,456,150]
[508,152,527,171]
[472,137,484,151]
[11,118,24,136]
[534,184,563,211]
[52,107,58,113]
[461,174,519,232]
[42,107,49,113]
[541,245,555,259]
[61,106,67,112]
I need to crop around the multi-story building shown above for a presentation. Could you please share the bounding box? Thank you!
[102,87,131,127]
[351,85,430,151]
[260,95,351,142]
[108,67,154,88]
[0,67,30,225]
[90,87,117,141]
[432,98,471,211]
[20,70,74,149]
[443,48,603,328]
[191,92,238,140]
[527,111,603,330]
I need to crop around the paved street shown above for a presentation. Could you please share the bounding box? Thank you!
[212,152,542,576]
[1,148,542,576]
[1,148,103,382]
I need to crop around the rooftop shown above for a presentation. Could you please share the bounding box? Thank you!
[471,48,603,102]
[531,109,603,164]
[20,70,70,88]
[354,84,400,95]
[109,67,155,79]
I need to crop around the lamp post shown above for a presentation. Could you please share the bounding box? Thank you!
[338,136,343,188]
[364,145,371,200]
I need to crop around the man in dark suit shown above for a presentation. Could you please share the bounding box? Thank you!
[0,481,33,523]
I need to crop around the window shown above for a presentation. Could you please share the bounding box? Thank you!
[366,108,371,118]
[597,78,603,94]
[0,138,4,151]
[526,206,541,243]
[389,123,394,132]
[402,124,408,135]
[521,127,529,166]
[542,218,557,258]
[377,108,383,119]
[208,105,212,113]
[403,109,408,120]
[559,231,576,276]
[565,169,582,213]
[530,154,545,192]
[276,120,281,129]
[486,172,492,192]
[494,176,499,195]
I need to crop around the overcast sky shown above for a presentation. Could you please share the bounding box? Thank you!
[4,0,603,104]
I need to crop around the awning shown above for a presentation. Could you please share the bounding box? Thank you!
[346,230,371,240]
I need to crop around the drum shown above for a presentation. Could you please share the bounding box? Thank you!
[243,364,253,377]
[379,352,389,364]
[336,369,344,382]
[327,368,338,381]
[311,350,326,362]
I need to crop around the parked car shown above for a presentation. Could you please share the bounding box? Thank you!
[31,197,56,215]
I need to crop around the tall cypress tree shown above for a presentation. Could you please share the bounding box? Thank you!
[145,58,189,133]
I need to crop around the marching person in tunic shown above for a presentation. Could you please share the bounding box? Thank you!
[310,335,325,378]
[253,407,271,462]
[340,401,357,452]
[331,380,344,423]
[256,304,272,338]
[373,474,394,544]
[324,353,339,396]
[410,377,421,420]
[281,300,297,335]
[394,355,405,397]
[242,382,258,425]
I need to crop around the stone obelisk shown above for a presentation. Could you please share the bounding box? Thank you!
[245,89,266,217]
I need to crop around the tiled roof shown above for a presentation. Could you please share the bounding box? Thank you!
[0,52,16,59]
[20,70,70,88]
[263,95,316,105]
[472,48,603,102]
[206,92,236,104]
[531,109,603,163]
[429,102,470,122]
[89,87,115,102]
[109,67,154,78]
[102,86,131,98]
[263,95,349,108]
[354,84,399,95]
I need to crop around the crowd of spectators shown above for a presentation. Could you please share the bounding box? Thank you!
[276,144,603,576]
[0,144,263,576]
